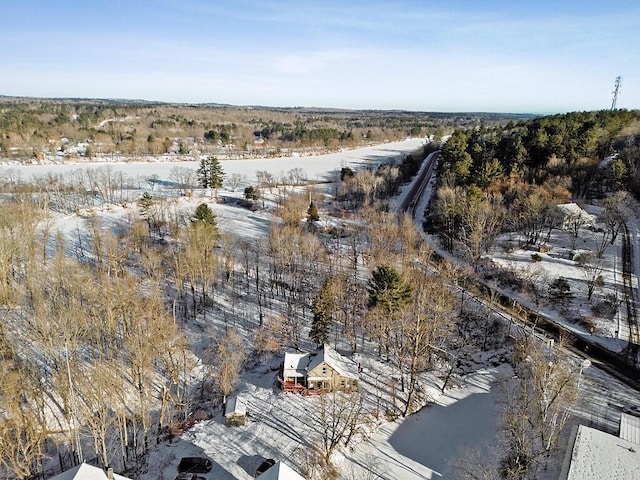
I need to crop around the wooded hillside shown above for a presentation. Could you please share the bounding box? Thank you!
[0,97,533,160]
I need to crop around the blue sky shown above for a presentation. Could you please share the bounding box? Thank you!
[1,0,638,112]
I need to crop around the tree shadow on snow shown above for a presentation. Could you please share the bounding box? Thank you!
[388,391,500,478]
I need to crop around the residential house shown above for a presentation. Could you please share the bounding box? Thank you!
[280,344,358,394]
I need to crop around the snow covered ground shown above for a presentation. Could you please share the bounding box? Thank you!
[7,138,638,480]
[0,139,427,185]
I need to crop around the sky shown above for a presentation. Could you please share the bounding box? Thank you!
[1,0,639,113]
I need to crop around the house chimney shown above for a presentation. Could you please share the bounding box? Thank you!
[107,468,114,480]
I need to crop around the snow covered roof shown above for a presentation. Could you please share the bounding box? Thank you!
[283,352,310,378]
[556,203,596,222]
[258,461,306,480]
[224,395,247,417]
[620,411,640,445]
[307,344,359,379]
[559,425,640,480]
[49,463,132,480]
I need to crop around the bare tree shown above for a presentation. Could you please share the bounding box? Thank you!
[225,173,245,192]
[315,391,368,464]
[597,191,634,256]
[0,360,48,479]
[395,272,456,416]
[288,167,306,185]
[170,166,197,197]
[500,336,579,479]
[576,253,604,302]
[211,329,246,403]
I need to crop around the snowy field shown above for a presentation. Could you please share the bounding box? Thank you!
[489,220,637,354]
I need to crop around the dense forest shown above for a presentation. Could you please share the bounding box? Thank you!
[430,109,640,255]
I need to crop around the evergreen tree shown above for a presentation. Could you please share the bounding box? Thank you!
[367,264,413,315]
[197,156,225,191]
[137,192,153,218]
[311,279,334,345]
[192,203,217,229]
[307,201,320,223]
[244,185,260,201]
[208,157,225,190]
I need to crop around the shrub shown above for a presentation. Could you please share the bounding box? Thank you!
[548,277,571,299]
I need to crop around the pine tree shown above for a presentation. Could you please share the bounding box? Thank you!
[197,156,225,192]
[307,201,320,223]
[137,192,153,219]
[311,279,334,345]
[244,185,260,201]
[197,158,210,188]
[208,157,225,190]
[192,203,217,229]
[367,264,413,315]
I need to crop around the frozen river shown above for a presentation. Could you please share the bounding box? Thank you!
[0,138,426,184]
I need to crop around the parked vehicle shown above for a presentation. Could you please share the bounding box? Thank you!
[175,474,207,480]
[178,457,213,474]
[255,458,275,477]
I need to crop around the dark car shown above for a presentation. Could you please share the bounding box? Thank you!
[178,457,213,474]
[175,474,207,480]
[255,458,275,477]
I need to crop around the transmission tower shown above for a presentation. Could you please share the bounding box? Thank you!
[611,76,622,110]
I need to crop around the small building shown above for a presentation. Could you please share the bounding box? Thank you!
[258,461,306,480]
[224,395,247,426]
[49,463,132,480]
[558,424,640,480]
[556,203,596,230]
[279,344,359,394]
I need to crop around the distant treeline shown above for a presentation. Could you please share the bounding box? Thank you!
[0,97,534,159]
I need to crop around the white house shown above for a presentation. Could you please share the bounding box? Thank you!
[558,423,640,480]
[282,352,311,386]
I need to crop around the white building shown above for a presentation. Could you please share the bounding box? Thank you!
[49,463,131,480]
[556,203,596,230]
[259,461,305,480]
[558,420,640,480]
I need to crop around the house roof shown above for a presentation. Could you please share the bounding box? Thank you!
[283,352,310,378]
[259,461,305,480]
[49,463,132,480]
[559,425,640,480]
[556,203,596,223]
[224,395,247,417]
[307,344,359,379]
